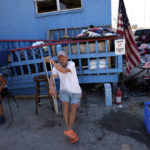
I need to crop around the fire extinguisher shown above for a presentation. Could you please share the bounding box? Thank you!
[116,87,122,104]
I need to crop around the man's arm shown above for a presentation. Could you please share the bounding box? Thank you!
[51,60,71,73]
[0,75,6,92]
[45,56,71,73]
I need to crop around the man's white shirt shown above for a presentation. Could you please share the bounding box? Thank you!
[52,61,81,94]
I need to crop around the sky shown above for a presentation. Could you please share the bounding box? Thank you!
[111,0,150,28]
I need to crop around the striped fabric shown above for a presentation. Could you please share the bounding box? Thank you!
[117,0,140,74]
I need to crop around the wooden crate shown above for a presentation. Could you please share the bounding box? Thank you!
[64,41,111,54]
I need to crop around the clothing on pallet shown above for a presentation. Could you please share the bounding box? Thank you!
[76,26,116,38]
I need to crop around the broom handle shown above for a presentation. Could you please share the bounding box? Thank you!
[49,60,59,115]
[43,57,50,84]
[43,57,59,115]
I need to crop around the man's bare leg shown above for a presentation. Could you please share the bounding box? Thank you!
[68,104,77,130]
[63,104,77,140]
[63,102,69,130]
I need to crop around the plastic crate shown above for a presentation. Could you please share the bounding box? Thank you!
[144,102,150,134]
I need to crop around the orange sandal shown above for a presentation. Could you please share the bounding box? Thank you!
[63,130,76,140]
[70,131,79,143]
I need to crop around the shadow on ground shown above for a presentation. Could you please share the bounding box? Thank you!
[99,109,150,148]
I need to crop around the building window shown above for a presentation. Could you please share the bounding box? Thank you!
[34,0,82,14]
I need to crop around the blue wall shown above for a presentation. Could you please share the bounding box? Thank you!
[0,0,111,40]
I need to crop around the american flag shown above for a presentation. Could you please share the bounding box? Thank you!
[117,0,140,75]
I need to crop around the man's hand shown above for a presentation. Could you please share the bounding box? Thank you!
[49,86,56,96]
[44,56,53,63]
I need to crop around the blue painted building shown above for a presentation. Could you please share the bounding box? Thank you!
[0,0,111,40]
[0,0,123,97]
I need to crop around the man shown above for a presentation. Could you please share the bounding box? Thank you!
[45,51,81,143]
[0,71,8,124]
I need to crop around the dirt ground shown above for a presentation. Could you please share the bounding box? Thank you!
[0,84,150,150]
[0,67,150,150]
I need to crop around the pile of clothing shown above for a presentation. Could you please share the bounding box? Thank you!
[137,43,150,63]
[77,25,116,38]
[137,43,150,80]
